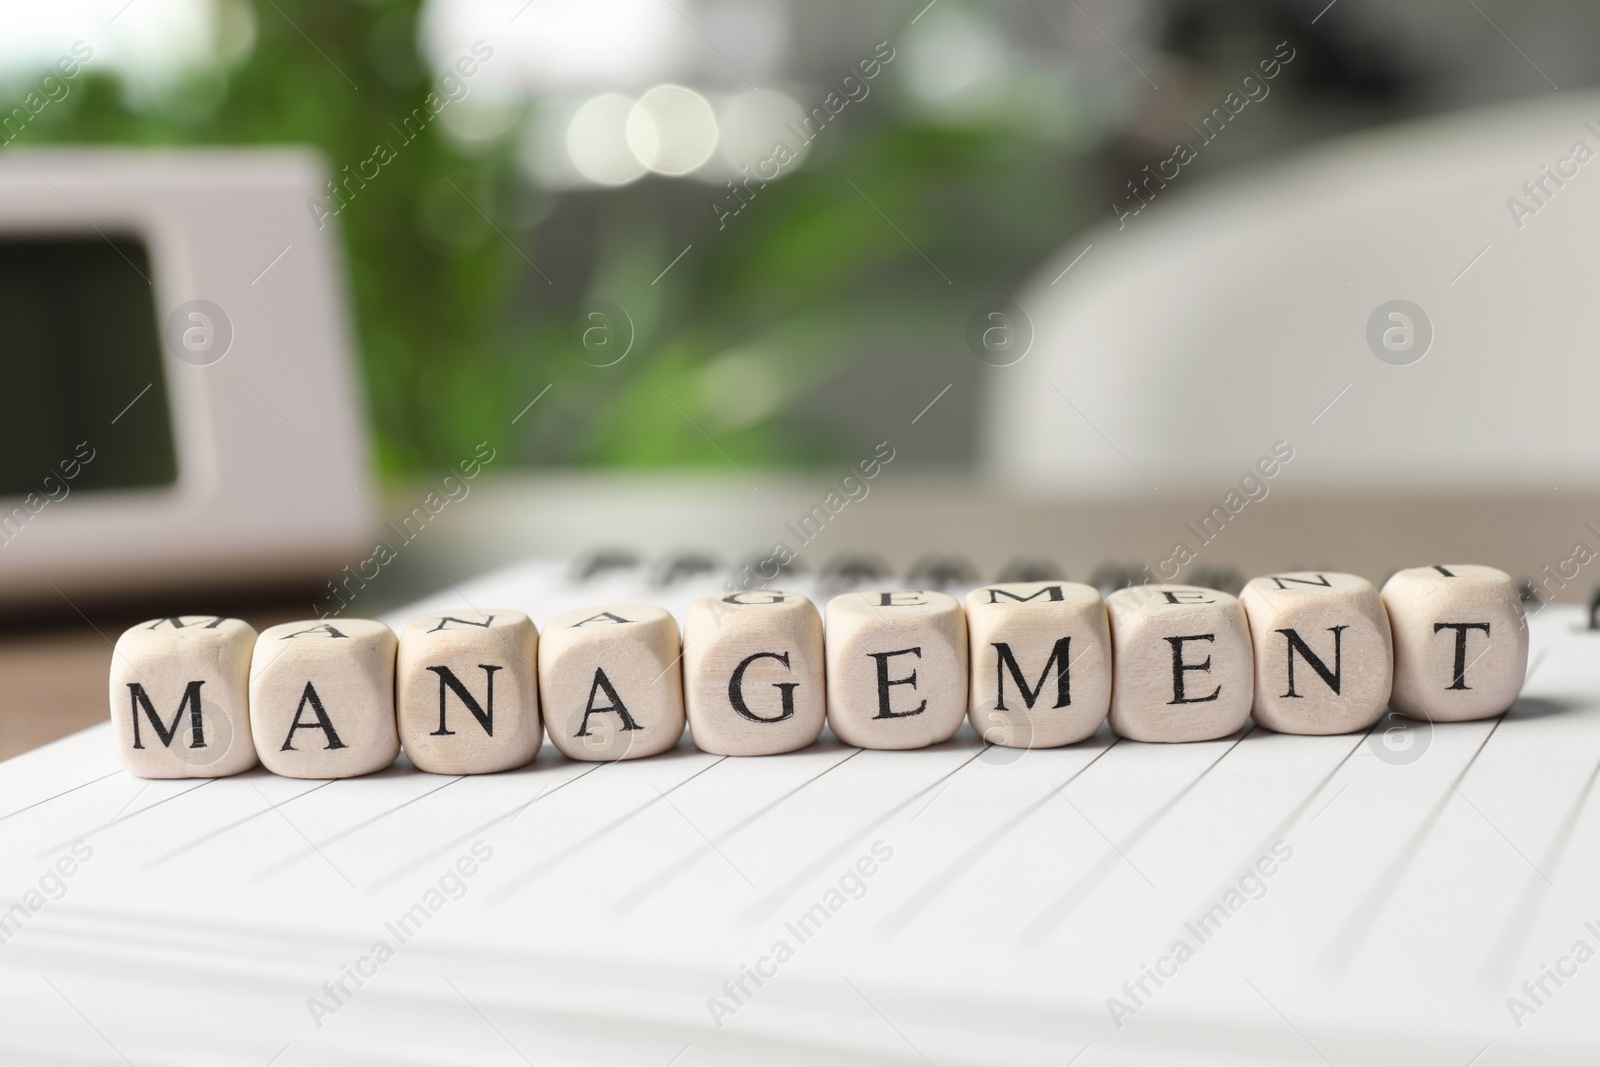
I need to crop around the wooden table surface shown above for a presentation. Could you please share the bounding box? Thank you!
[0,602,315,763]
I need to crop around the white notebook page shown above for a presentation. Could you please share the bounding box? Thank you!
[0,558,1595,1066]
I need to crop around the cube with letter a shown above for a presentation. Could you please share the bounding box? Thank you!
[109,616,259,778]
[1239,571,1393,735]
[825,589,967,750]
[684,591,824,756]
[1106,584,1253,742]
[965,581,1111,748]
[539,605,685,762]
[1381,565,1527,722]
[397,609,540,774]
[250,619,399,778]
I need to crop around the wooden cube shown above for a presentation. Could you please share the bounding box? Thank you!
[108,616,259,779]
[539,605,685,762]
[1381,564,1528,722]
[397,610,540,774]
[1106,585,1253,742]
[1239,571,1393,735]
[965,581,1111,748]
[825,589,967,750]
[683,592,825,756]
[249,619,399,778]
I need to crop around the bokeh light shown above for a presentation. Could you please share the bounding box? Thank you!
[566,92,647,186]
[716,87,808,174]
[625,84,719,176]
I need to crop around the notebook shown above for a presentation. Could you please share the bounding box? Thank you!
[1,556,1595,1066]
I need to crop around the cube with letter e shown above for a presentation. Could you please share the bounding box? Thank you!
[1106,585,1252,742]
[825,589,967,750]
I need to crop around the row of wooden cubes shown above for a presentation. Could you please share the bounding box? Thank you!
[110,566,1528,779]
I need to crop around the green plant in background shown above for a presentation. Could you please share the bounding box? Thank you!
[13,0,1095,478]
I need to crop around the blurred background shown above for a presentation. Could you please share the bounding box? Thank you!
[6,0,1592,473]
[4,0,1598,753]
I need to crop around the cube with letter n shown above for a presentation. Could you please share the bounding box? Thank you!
[397,609,540,774]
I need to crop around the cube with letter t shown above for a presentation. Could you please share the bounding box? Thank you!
[397,609,540,774]
[1240,572,1393,735]
[965,581,1111,748]
[109,616,259,778]
[249,619,399,778]
[1381,565,1527,722]
[684,592,825,756]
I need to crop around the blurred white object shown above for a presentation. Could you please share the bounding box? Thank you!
[423,0,688,94]
[565,93,649,186]
[0,148,374,605]
[626,84,720,175]
[984,91,1600,495]
[422,0,789,95]
[0,0,232,101]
